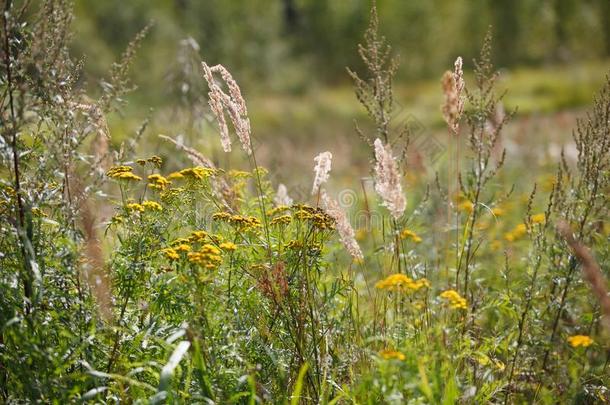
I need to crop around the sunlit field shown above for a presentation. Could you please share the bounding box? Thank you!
[1,1,609,403]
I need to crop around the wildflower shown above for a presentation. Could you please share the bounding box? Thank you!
[174,244,191,253]
[148,174,171,191]
[491,207,505,217]
[188,244,223,269]
[320,191,363,260]
[441,56,464,135]
[270,214,292,226]
[180,167,214,180]
[148,155,163,167]
[567,335,593,348]
[189,230,208,242]
[400,229,422,243]
[107,165,142,181]
[142,201,162,211]
[117,172,142,181]
[268,205,290,216]
[161,248,180,261]
[167,171,184,180]
[219,242,237,252]
[375,274,430,293]
[311,151,332,195]
[107,165,133,178]
[458,200,474,214]
[126,203,144,213]
[505,223,527,242]
[136,159,146,166]
[379,350,406,361]
[171,238,191,246]
[212,212,232,221]
[373,139,406,219]
[531,213,546,225]
[274,183,293,206]
[440,289,467,310]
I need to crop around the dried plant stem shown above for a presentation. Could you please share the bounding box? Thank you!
[2,7,32,312]
[558,222,610,332]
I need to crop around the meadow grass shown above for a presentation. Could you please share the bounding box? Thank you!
[1,2,609,404]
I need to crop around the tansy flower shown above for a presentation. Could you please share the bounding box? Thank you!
[107,166,142,181]
[492,207,505,217]
[567,335,593,348]
[400,229,422,243]
[161,248,180,261]
[440,289,467,310]
[188,244,223,269]
[219,242,237,251]
[148,155,163,167]
[142,201,162,211]
[270,214,292,226]
[458,200,474,214]
[126,203,144,213]
[379,350,406,361]
[148,174,171,191]
[180,167,215,180]
[174,244,191,253]
[189,230,208,242]
[167,172,184,180]
[531,213,546,224]
[376,274,430,293]
[504,223,527,242]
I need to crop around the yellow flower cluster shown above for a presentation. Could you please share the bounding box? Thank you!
[125,201,162,213]
[213,212,261,230]
[504,223,527,242]
[126,203,145,212]
[375,273,430,293]
[292,204,335,230]
[161,247,180,261]
[379,350,406,361]
[180,167,215,180]
[270,214,292,226]
[400,229,422,243]
[142,200,162,211]
[567,335,593,348]
[440,289,467,309]
[188,244,223,269]
[530,213,546,224]
[106,165,142,181]
[189,230,208,242]
[491,207,505,217]
[219,242,237,251]
[148,174,171,191]
[458,200,474,214]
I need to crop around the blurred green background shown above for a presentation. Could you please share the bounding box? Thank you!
[70,0,610,184]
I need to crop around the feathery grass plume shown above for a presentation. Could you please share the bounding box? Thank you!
[441,56,465,135]
[202,62,252,155]
[312,151,333,195]
[274,183,293,206]
[320,190,363,260]
[373,138,406,219]
[558,221,610,332]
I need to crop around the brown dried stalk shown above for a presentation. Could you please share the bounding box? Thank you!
[557,221,610,332]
